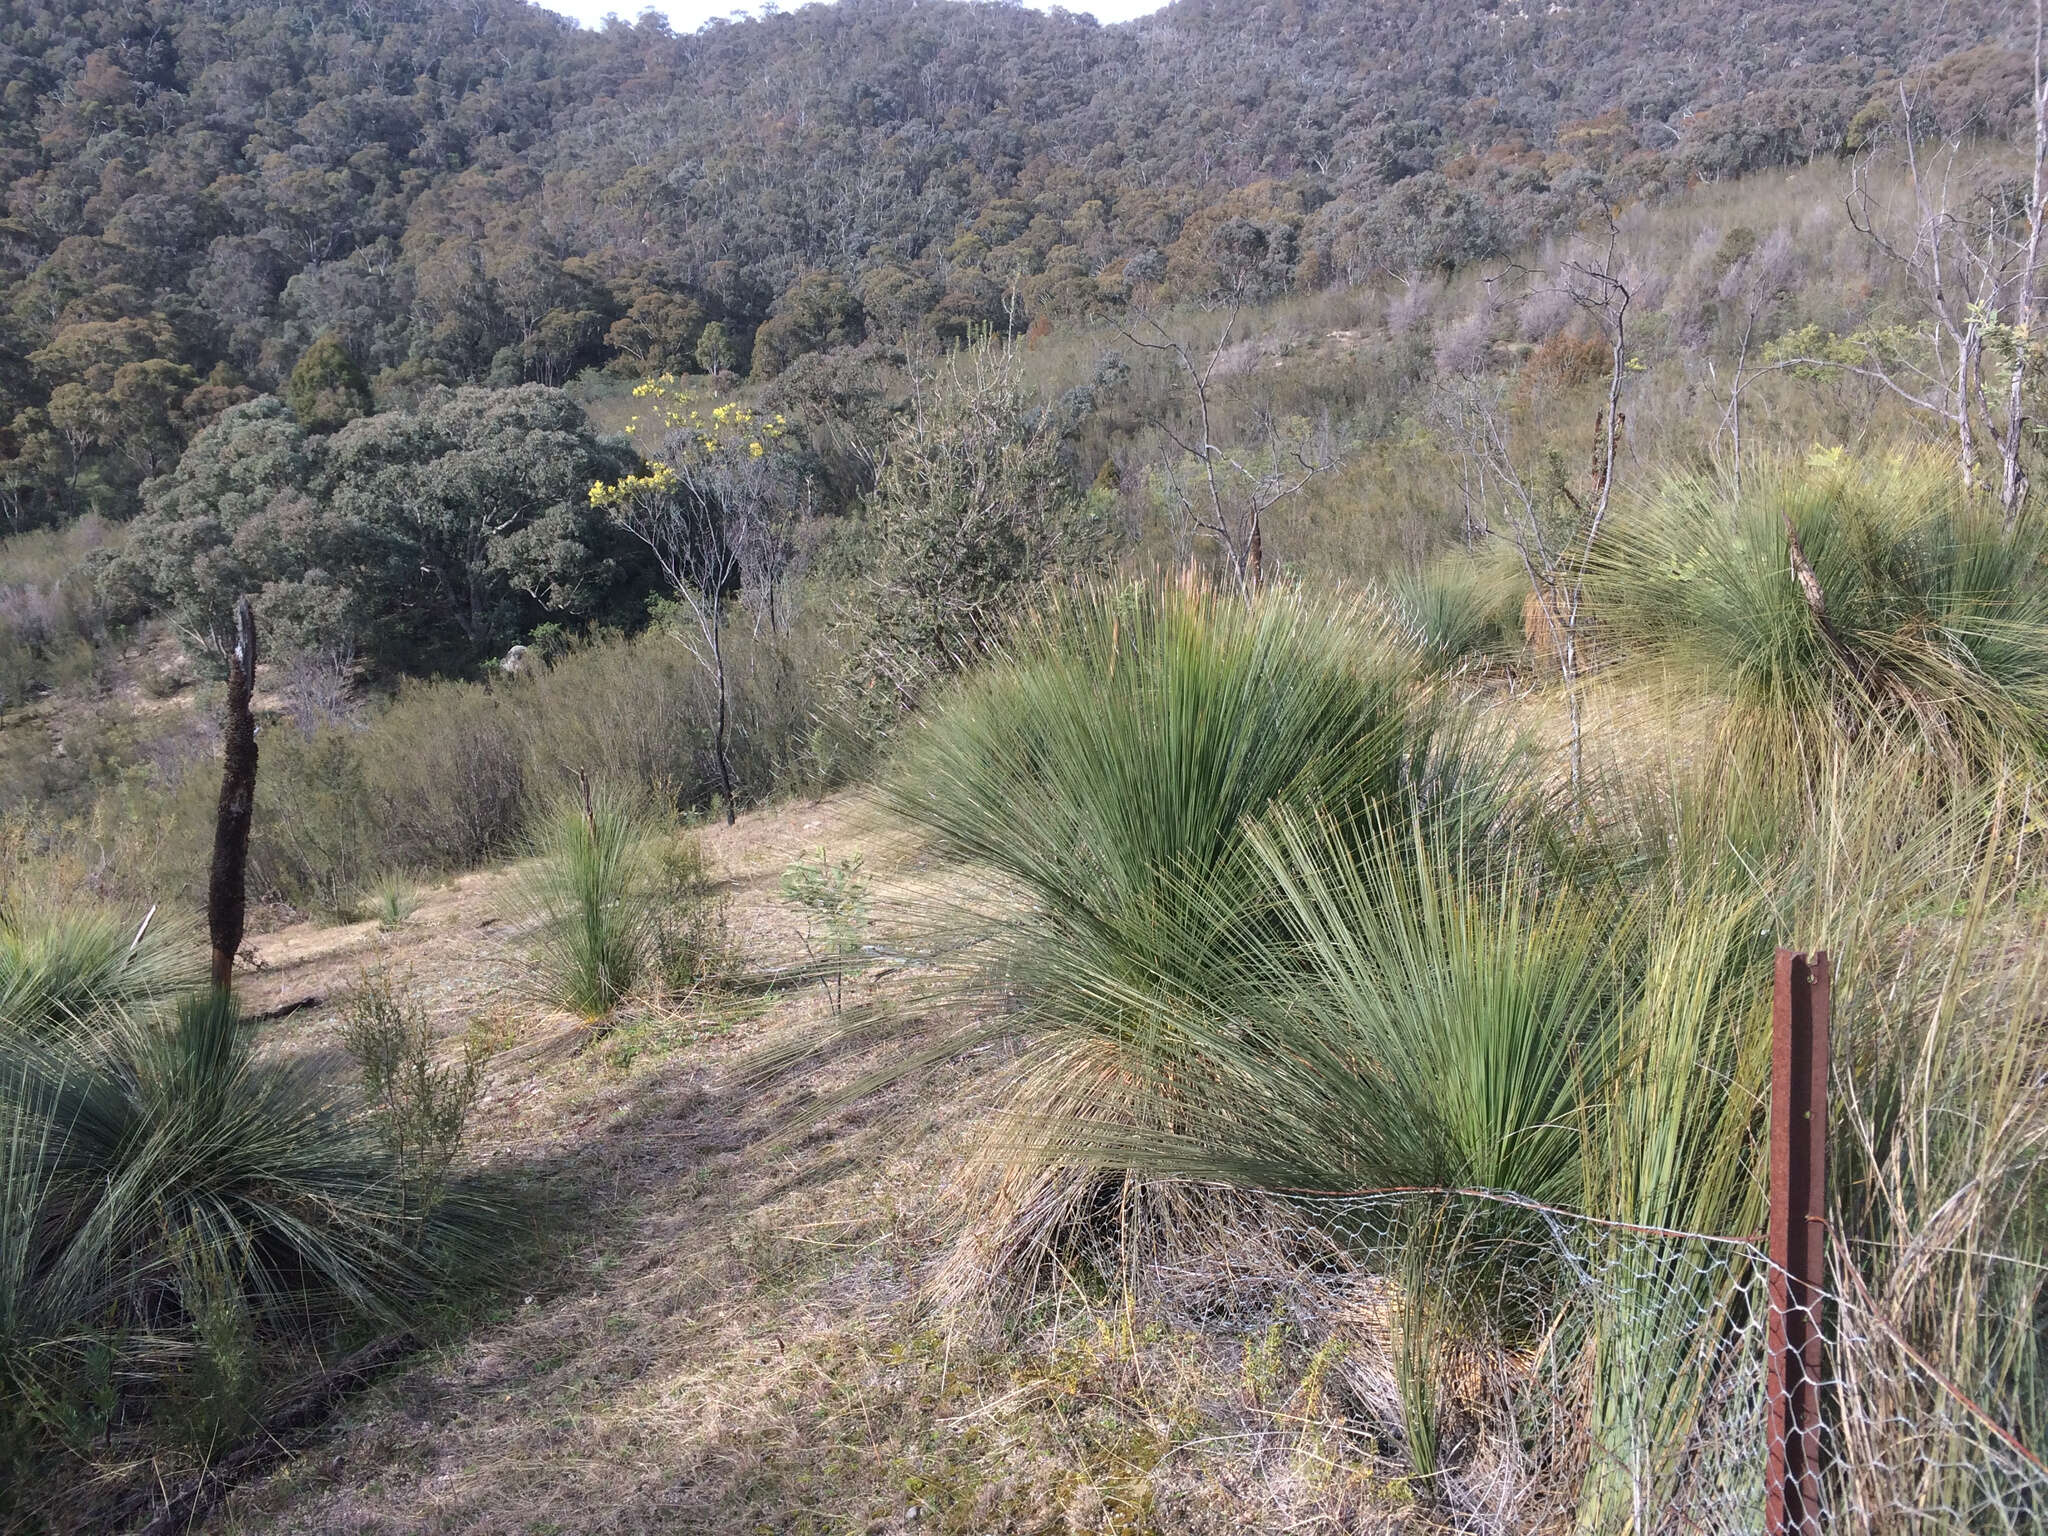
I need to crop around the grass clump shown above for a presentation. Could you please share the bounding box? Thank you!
[363,873,419,930]
[1382,546,1527,672]
[0,901,199,1037]
[513,782,659,1019]
[880,580,1516,1044]
[853,580,1532,1285]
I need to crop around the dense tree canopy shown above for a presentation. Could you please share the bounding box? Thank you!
[0,0,2026,534]
[103,385,639,672]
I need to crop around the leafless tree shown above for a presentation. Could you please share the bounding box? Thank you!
[1761,5,2048,525]
[600,403,799,825]
[1117,277,1335,602]
[1440,242,1634,795]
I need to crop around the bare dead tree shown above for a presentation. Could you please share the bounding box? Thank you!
[1707,228,1799,499]
[1439,242,1634,796]
[1760,14,2048,525]
[1117,282,1335,603]
[597,393,799,825]
[207,596,257,990]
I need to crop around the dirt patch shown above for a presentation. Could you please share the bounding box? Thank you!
[196,792,1407,1536]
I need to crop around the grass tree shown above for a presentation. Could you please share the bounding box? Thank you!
[512,777,658,1019]
[1591,451,2048,771]
[2,989,500,1481]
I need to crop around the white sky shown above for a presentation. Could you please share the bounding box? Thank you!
[544,0,1168,31]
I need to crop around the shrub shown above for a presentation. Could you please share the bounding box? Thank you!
[342,972,485,1225]
[365,680,529,870]
[248,724,383,918]
[650,834,742,997]
[781,849,870,1013]
[511,782,658,1019]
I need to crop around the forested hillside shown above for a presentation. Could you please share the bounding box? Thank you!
[0,0,2026,532]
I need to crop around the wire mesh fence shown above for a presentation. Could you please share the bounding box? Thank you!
[1256,1188,2048,1534]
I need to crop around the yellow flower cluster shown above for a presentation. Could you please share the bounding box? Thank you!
[587,461,677,508]
[589,377,793,505]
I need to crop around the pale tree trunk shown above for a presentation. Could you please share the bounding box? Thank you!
[2004,0,2048,527]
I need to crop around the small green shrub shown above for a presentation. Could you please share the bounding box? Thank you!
[781,849,870,1012]
[342,971,486,1225]
[650,835,742,996]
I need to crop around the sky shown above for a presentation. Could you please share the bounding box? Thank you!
[544,0,1168,30]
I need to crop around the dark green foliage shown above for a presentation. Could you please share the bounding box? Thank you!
[104,386,641,673]
[847,343,1111,718]
[750,272,865,383]
[285,333,373,434]
[0,0,2013,532]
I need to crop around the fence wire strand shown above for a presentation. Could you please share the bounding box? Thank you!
[1233,1187,2048,1533]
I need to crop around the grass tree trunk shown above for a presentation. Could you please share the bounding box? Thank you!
[208,597,258,990]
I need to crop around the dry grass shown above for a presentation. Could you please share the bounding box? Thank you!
[152,794,1416,1536]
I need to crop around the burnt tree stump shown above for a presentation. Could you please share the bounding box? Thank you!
[207,597,258,991]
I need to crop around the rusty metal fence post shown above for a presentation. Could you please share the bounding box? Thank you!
[1768,949,1830,1536]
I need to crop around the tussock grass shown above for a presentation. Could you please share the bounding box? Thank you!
[364,872,419,929]
[1,989,503,1487]
[852,580,1538,1288]
[1382,546,1528,672]
[512,783,660,1019]
[0,902,199,1037]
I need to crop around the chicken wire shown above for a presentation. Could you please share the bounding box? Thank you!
[1246,1189,2048,1534]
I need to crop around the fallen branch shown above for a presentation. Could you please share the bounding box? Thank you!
[244,994,325,1025]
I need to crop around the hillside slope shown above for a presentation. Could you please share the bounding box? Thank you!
[1,0,2026,528]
